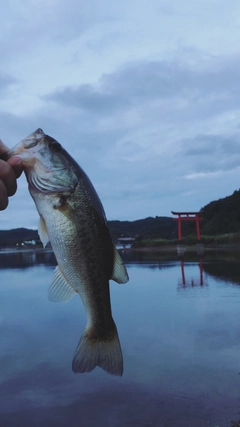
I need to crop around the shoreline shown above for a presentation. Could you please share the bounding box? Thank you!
[1,244,240,255]
[121,244,240,253]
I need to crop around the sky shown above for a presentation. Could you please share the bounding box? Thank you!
[1,0,240,229]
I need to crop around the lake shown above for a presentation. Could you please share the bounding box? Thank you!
[0,249,240,427]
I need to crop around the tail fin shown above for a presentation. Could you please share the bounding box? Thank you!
[72,325,123,376]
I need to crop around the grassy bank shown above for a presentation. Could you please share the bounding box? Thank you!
[132,232,240,249]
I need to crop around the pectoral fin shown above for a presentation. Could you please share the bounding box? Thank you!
[56,202,79,227]
[48,266,76,302]
[111,246,129,284]
[38,216,49,248]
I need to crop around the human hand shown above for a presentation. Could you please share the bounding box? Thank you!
[0,139,23,210]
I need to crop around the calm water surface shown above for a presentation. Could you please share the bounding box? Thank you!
[0,250,240,427]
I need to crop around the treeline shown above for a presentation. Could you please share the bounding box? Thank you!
[179,189,240,237]
[108,217,177,240]
[112,189,240,240]
[0,217,177,247]
[1,189,240,247]
[201,189,240,235]
[0,228,39,247]
[109,189,240,241]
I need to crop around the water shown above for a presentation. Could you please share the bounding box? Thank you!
[0,250,240,427]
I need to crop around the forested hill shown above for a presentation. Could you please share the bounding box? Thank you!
[1,189,240,246]
[108,217,176,239]
[175,189,240,237]
[0,228,39,247]
[201,189,240,235]
[109,189,240,238]
[0,217,177,247]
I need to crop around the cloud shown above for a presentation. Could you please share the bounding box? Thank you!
[0,0,119,57]
[1,52,240,225]
[44,54,240,116]
[2,1,240,226]
[180,134,240,175]
[44,59,194,115]
[45,83,127,114]
[184,135,240,157]
[0,74,18,97]
[43,54,240,172]
[41,54,240,189]
[184,171,223,180]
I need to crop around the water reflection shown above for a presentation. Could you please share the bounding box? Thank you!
[0,250,240,426]
[203,260,240,286]
[0,249,56,269]
[178,258,207,288]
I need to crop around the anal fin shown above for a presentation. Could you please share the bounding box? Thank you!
[48,266,76,302]
[111,245,129,284]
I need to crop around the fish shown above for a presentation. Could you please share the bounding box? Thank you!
[6,128,129,376]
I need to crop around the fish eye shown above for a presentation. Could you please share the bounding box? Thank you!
[49,141,62,151]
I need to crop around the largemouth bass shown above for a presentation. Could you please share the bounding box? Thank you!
[7,128,129,376]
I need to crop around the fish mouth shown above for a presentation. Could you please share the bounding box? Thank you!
[21,128,45,149]
[2,128,46,160]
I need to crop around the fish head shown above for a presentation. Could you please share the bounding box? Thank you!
[6,128,78,194]
[3,128,44,164]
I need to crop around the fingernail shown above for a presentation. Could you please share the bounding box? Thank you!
[11,157,22,165]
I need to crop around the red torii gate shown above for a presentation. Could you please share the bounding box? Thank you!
[171,211,203,241]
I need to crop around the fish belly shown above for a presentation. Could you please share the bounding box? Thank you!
[33,192,123,376]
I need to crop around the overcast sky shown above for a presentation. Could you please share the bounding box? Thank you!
[1,0,240,229]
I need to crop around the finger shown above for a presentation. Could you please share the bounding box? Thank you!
[0,159,17,197]
[7,157,23,179]
[0,179,8,210]
[0,139,9,156]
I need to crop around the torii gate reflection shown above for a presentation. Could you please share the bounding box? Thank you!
[179,258,205,288]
